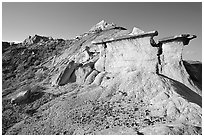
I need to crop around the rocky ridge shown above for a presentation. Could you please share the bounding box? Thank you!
[2,20,202,135]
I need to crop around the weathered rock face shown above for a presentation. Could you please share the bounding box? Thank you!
[106,38,157,73]
[158,35,201,95]
[52,24,201,98]
[93,31,159,73]
[94,44,106,72]
[44,24,201,134]
[158,35,191,80]
[159,41,189,81]
[3,20,202,135]
[54,30,160,86]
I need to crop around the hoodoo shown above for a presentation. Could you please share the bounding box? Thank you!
[3,20,202,135]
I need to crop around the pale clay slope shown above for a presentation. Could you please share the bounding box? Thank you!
[7,20,202,135]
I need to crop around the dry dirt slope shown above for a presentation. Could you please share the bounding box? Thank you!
[2,20,202,135]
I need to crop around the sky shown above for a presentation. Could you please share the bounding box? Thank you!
[2,2,202,61]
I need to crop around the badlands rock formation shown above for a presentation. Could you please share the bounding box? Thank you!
[2,20,202,135]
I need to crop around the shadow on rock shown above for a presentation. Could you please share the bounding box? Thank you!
[26,91,45,104]
[159,74,202,107]
[183,60,202,90]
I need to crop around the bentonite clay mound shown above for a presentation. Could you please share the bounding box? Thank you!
[2,20,202,135]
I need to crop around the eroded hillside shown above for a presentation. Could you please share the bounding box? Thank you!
[2,20,202,135]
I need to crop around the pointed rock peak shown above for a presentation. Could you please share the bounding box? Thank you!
[32,34,42,40]
[23,34,50,45]
[25,34,45,40]
[129,27,145,35]
[97,20,108,26]
[89,20,116,32]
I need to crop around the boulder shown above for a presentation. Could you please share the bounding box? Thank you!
[11,90,31,104]
[84,70,99,85]
[75,64,93,84]
[75,50,90,63]
[94,56,105,72]
[129,27,144,35]
[93,71,106,85]
[166,101,180,119]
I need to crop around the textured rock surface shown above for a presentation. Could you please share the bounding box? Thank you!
[93,71,107,85]
[104,38,158,73]
[11,90,31,104]
[2,20,202,135]
[94,45,106,72]
[84,70,99,85]
[129,27,144,35]
[75,63,93,84]
[158,35,201,95]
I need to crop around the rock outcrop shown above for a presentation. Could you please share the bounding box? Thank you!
[3,20,202,135]
[23,35,50,45]
[92,30,159,73]
[89,20,116,32]
[156,34,201,95]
